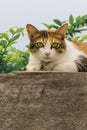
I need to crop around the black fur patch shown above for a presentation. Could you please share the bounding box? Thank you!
[75,55,87,72]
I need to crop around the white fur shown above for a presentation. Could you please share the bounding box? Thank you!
[26,54,41,71]
[26,39,86,72]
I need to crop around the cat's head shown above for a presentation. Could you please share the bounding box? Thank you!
[26,23,68,62]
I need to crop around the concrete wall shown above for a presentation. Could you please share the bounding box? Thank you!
[0,72,87,130]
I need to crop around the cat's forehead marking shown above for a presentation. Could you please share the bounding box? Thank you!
[32,30,64,45]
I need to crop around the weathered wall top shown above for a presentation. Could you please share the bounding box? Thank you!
[0,72,87,130]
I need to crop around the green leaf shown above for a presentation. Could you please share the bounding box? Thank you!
[69,14,74,25]
[8,41,16,46]
[49,25,58,29]
[61,21,67,24]
[79,28,87,32]
[80,19,85,25]
[74,29,81,33]
[75,16,81,27]
[9,34,20,43]
[0,40,7,48]
[42,23,52,29]
[53,19,62,26]
[0,46,4,51]
[0,32,9,41]
[76,16,81,21]
[16,28,24,34]
[43,23,58,29]
[9,28,16,35]
[26,45,30,49]
[79,35,87,42]
[22,32,24,37]
[73,36,80,41]
[82,15,87,19]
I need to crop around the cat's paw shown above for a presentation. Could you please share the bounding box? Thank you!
[26,64,41,71]
[53,63,77,72]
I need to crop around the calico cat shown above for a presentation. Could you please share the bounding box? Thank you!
[26,23,87,72]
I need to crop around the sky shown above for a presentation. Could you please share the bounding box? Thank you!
[0,0,87,50]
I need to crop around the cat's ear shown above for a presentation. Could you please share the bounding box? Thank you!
[56,23,68,37]
[26,24,40,40]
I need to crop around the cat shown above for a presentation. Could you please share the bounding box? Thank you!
[26,23,87,72]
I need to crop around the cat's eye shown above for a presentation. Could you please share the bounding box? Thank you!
[35,42,44,48]
[51,42,60,48]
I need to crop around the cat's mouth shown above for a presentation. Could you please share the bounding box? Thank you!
[44,56,51,60]
[43,56,53,62]
[44,56,50,59]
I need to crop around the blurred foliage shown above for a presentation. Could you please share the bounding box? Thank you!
[43,14,87,41]
[0,27,29,73]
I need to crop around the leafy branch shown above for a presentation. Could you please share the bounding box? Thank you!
[43,14,87,41]
[0,27,29,73]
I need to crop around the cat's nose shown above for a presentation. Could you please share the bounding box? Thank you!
[45,52,50,57]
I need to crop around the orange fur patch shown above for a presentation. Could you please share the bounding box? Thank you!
[72,41,87,54]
